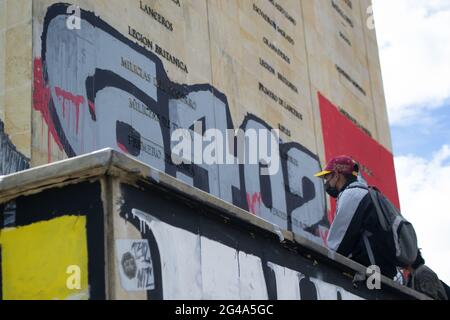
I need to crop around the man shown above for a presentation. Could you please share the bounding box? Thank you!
[315,155,397,279]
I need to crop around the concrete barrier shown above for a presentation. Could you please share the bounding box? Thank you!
[0,149,429,300]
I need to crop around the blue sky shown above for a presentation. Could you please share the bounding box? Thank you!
[373,0,450,284]
[391,99,450,159]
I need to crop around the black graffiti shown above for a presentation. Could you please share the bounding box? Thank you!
[40,3,327,240]
[0,119,30,175]
[299,277,318,300]
[130,241,154,289]
[118,185,380,300]
[131,241,150,262]
[137,267,154,289]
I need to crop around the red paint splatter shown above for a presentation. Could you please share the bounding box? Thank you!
[34,58,65,163]
[34,58,91,161]
[319,228,329,247]
[54,86,85,134]
[327,209,336,225]
[117,142,129,154]
[88,101,96,120]
[246,192,262,215]
[33,58,63,152]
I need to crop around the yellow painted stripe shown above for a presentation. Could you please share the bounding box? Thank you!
[0,216,89,300]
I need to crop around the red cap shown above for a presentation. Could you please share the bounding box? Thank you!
[315,155,358,177]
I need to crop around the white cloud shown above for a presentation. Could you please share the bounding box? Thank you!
[394,145,450,284]
[372,0,450,125]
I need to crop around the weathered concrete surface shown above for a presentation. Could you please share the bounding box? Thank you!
[0,0,33,159]
[0,149,430,300]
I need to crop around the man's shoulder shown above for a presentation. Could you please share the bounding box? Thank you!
[339,181,369,199]
[336,182,370,212]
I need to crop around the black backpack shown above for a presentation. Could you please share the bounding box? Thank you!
[349,185,419,268]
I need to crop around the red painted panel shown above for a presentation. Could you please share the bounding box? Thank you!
[318,93,400,223]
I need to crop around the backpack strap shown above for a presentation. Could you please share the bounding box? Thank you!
[362,230,376,266]
[347,185,389,231]
[367,188,389,231]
